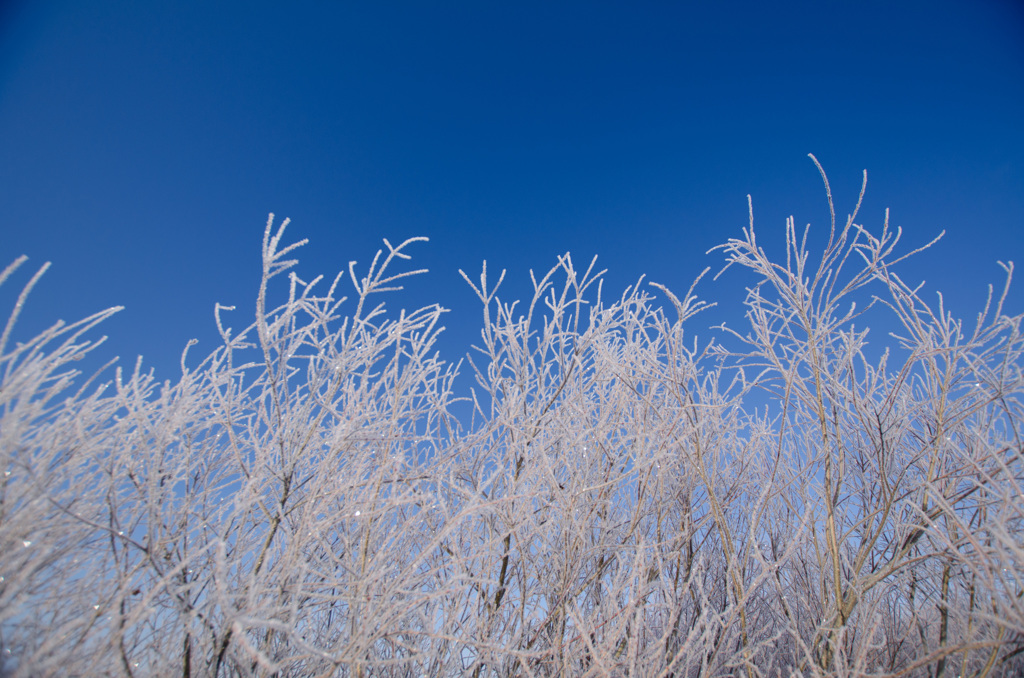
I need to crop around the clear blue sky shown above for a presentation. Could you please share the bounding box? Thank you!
[1,1,1022,380]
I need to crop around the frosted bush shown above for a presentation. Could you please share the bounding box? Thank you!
[0,157,1021,676]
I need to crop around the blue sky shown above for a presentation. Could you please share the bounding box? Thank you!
[1,1,1022,381]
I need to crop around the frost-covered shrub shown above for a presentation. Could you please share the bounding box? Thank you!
[1,158,1021,677]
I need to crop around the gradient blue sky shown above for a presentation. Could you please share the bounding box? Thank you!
[1,1,1022,380]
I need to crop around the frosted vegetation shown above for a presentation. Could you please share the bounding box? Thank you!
[1,159,1022,676]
